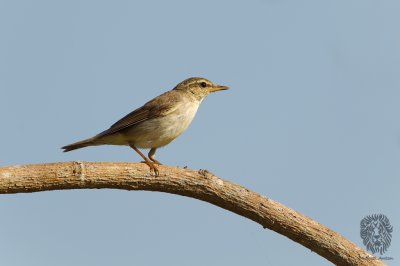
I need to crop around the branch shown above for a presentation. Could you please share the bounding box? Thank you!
[0,162,384,266]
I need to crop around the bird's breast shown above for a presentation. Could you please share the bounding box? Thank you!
[170,100,201,134]
[155,100,200,143]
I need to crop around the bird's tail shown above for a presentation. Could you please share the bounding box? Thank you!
[62,137,97,152]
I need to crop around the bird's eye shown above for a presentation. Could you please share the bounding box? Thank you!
[200,82,207,88]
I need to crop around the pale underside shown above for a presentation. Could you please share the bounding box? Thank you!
[95,98,201,148]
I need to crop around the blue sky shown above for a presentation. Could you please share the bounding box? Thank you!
[1,1,399,265]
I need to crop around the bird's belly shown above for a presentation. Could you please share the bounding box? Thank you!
[124,101,200,148]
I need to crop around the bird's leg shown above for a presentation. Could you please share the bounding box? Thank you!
[129,145,159,176]
[148,148,162,165]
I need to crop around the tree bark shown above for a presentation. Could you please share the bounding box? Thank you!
[0,162,385,266]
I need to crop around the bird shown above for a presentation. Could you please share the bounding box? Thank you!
[62,77,229,176]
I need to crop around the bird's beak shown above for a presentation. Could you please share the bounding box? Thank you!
[209,85,229,92]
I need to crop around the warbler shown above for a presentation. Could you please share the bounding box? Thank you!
[62,77,229,175]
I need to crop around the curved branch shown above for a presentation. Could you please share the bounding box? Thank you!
[0,162,384,266]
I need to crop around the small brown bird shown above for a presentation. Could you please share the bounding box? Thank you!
[62,77,229,175]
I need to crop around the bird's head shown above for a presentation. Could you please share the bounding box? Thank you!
[173,77,229,100]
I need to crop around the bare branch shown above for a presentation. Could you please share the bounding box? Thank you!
[0,162,385,266]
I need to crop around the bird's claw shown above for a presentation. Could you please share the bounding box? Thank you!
[150,165,160,176]
[152,159,162,165]
[141,161,159,176]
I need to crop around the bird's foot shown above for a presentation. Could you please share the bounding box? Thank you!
[141,160,160,176]
[151,159,162,165]
[144,158,162,165]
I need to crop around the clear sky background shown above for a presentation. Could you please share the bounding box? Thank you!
[1,1,399,265]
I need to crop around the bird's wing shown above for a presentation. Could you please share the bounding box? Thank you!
[96,91,180,137]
